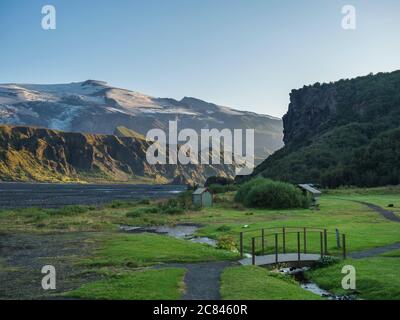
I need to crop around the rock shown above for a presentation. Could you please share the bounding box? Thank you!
[0,124,235,184]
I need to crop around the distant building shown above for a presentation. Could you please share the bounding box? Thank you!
[298,184,322,208]
[192,187,213,207]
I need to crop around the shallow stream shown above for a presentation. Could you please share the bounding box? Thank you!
[119,224,217,246]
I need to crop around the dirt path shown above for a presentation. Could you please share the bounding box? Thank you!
[346,201,400,258]
[353,200,400,223]
[349,242,400,259]
[156,261,238,300]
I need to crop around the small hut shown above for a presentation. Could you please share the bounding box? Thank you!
[192,187,213,208]
[298,184,322,209]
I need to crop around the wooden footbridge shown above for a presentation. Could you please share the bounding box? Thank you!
[238,227,347,266]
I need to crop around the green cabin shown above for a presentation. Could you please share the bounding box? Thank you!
[192,187,213,208]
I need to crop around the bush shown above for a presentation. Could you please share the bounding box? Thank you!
[205,176,234,187]
[126,206,159,218]
[216,225,232,232]
[107,200,136,209]
[313,256,340,268]
[15,208,50,221]
[235,178,311,209]
[217,235,237,251]
[48,205,95,216]
[234,177,268,203]
[176,191,192,208]
[136,198,151,205]
[157,198,186,215]
[207,184,237,194]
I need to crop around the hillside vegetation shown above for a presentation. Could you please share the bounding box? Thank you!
[251,71,400,187]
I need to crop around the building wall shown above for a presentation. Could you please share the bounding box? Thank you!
[202,192,213,207]
[193,194,202,206]
[192,192,213,207]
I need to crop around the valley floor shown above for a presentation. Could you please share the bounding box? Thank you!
[0,187,399,300]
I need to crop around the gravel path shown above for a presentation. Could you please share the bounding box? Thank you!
[156,261,238,300]
[349,242,400,259]
[354,200,400,223]
[347,200,400,258]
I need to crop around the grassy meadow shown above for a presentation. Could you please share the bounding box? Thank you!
[0,186,399,300]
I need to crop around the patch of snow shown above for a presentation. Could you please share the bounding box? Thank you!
[47,105,82,131]
[106,107,131,115]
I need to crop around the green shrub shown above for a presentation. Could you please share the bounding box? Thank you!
[107,200,136,209]
[161,207,185,215]
[208,184,237,194]
[15,208,50,221]
[48,205,94,216]
[216,225,232,232]
[236,178,310,209]
[313,256,340,268]
[136,198,151,205]
[126,206,159,218]
[217,235,238,251]
[234,177,266,203]
[176,190,194,208]
[205,176,234,187]
[157,198,186,215]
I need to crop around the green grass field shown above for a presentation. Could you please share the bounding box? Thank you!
[306,256,400,300]
[221,266,322,300]
[82,233,238,268]
[66,268,186,300]
[1,187,399,300]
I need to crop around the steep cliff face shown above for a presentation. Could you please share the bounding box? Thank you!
[283,85,337,145]
[249,70,400,187]
[0,125,236,184]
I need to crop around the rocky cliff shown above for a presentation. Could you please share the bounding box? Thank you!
[0,125,236,184]
[248,70,400,187]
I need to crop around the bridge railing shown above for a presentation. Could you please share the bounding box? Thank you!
[238,227,347,265]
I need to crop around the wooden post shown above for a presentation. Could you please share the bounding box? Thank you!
[261,229,265,255]
[275,233,278,263]
[240,232,243,258]
[282,227,286,254]
[297,232,301,261]
[342,234,346,259]
[320,232,324,258]
[252,237,256,265]
[336,228,341,248]
[303,227,307,254]
[324,229,328,255]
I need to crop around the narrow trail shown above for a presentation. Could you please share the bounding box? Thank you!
[354,200,400,223]
[347,200,400,258]
[156,261,238,300]
[349,242,400,259]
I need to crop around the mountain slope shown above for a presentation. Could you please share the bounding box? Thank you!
[114,126,146,140]
[250,70,400,187]
[0,80,283,163]
[0,125,236,184]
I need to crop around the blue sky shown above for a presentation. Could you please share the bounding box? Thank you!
[0,0,399,117]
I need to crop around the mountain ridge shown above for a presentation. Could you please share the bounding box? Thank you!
[0,124,236,184]
[0,80,284,163]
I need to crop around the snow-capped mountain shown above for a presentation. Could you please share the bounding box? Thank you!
[0,80,283,162]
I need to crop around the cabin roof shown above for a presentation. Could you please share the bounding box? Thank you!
[193,187,210,195]
[298,184,322,195]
